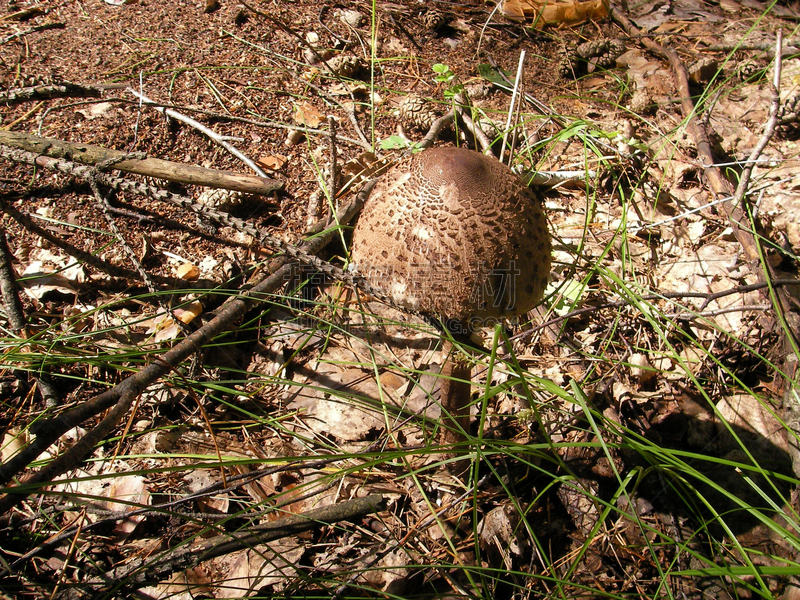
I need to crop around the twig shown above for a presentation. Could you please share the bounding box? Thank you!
[236,4,373,149]
[89,154,165,297]
[326,115,340,204]
[0,132,283,196]
[127,88,271,179]
[0,189,372,513]
[0,4,46,21]
[0,231,61,406]
[0,192,184,286]
[512,279,800,344]
[670,303,773,320]
[3,455,348,571]
[331,475,489,600]
[3,444,428,574]
[486,55,564,124]
[0,82,102,104]
[42,92,368,149]
[453,93,493,154]
[0,145,401,308]
[0,22,64,45]
[523,169,598,188]
[731,30,783,220]
[418,112,456,149]
[71,495,386,598]
[0,230,25,333]
[608,6,800,363]
[0,263,282,513]
[317,5,354,47]
[607,6,740,221]
[500,50,526,165]
[706,41,800,54]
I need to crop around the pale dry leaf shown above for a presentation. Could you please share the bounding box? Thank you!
[184,470,229,513]
[287,344,425,442]
[140,568,213,600]
[357,547,413,592]
[76,102,114,119]
[215,539,305,598]
[1,428,26,463]
[478,504,527,568]
[140,312,179,342]
[629,353,657,385]
[332,82,369,96]
[104,474,151,538]
[198,255,218,275]
[293,100,323,127]
[716,394,790,454]
[19,259,85,301]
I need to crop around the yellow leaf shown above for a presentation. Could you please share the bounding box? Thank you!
[175,262,200,280]
[174,300,203,324]
[501,0,608,26]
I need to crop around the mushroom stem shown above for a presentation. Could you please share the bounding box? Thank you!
[437,343,473,473]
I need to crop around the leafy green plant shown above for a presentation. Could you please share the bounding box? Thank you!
[432,62,464,100]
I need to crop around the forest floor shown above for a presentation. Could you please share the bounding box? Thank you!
[1,0,800,598]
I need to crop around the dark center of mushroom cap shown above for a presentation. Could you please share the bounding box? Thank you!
[350,147,551,324]
[422,147,491,190]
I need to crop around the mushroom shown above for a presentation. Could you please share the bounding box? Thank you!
[350,147,551,466]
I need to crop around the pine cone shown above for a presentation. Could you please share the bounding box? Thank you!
[422,8,450,31]
[323,55,366,79]
[575,38,624,70]
[738,63,765,82]
[398,94,440,131]
[196,188,246,212]
[558,58,577,79]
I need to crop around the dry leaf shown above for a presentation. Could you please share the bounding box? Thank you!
[501,0,608,25]
[76,102,114,120]
[1,428,26,463]
[716,394,790,454]
[293,100,323,127]
[174,300,203,325]
[328,82,369,96]
[141,311,186,342]
[104,475,151,538]
[19,260,83,301]
[257,153,287,171]
[215,540,305,598]
[174,262,200,280]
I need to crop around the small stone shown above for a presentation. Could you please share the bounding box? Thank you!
[629,353,656,384]
[285,128,305,146]
[339,9,365,28]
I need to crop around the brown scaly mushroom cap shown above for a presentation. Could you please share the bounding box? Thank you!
[350,147,551,324]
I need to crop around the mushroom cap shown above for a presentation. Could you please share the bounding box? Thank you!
[350,147,551,322]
